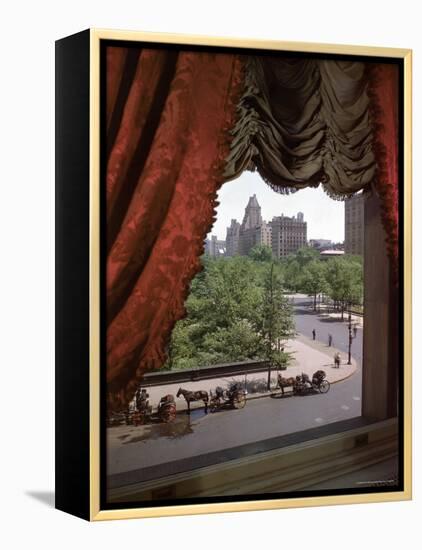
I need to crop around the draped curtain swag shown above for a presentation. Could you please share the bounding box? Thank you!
[105,47,399,409]
[224,57,377,198]
[106,47,244,408]
[224,56,399,273]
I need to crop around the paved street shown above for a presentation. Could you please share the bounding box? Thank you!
[108,375,362,476]
[291,294,363,364]
[107,295,363,480]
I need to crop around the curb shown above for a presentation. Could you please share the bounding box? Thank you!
[144,334,359,413]
[174,366,357,413]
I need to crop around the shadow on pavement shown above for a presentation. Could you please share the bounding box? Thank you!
[317,317,346,323]
[270,392,294,399]
[294,307,320,315]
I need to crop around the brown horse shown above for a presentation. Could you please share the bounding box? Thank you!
[277,374,296,396]
[176,388,209,413]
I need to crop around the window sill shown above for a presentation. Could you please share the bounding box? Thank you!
[107,416,398,503]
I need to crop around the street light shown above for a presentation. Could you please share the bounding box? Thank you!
[347,304,353,365]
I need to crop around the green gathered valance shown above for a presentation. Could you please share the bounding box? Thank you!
[224,56,377,199]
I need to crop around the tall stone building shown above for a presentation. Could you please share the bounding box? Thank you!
[344,194,364,255]
[241,194,263,230]
[225,219,241,256]
[254,221,272,249]
[270,213,307,258]
[225,196,307,258]
[204,235,226,257]
[238,195,265,255]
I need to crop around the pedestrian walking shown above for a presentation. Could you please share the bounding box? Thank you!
[312,329,316,340]
[353,325,358,338]
[334,352,341,368]
[328,333,333,347]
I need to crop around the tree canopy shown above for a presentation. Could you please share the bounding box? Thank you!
[324,258,363,317]
[248,244,273,262]
[300,260,329,310]
[165,256,293,370]
[165,247,363,371]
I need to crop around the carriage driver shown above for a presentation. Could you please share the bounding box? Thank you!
[135,388,149,411]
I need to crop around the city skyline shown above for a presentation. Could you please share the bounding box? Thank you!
[207,171,345,242]
[206,194,308,259]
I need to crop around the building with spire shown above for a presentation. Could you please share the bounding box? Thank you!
[238,195,270,256]
[241,194,262,230]
[224,196,307,258]
[219,195,307,258]
[226,219,241,256]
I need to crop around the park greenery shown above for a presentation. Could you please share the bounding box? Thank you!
[165,244,363,372]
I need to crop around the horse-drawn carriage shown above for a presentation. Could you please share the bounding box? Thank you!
[106,388,177,427]
[128,392,177,425]
[156,394,177,423]
[176,387,209,413]
[176,383,248,414]
[277,370,330,396]
[131,388,153,425]
[209,382,248,412]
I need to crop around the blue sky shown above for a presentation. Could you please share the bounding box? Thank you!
[207,171,345,243]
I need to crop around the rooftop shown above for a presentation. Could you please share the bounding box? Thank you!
[320,249,345,256]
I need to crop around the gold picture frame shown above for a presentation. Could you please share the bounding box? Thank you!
[55,28,412,521]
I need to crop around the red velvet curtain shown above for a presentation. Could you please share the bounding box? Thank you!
[105,46,244,408]
[368,63,399,278]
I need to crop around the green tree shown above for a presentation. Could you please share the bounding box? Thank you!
[199,320,264,365]
[293,246,320,268]
[283,247,319,291]
[260,262,295,389]
[165,320,200,371]
[165,255,294,372]
[166,257,264,369]
[249,244,273,262]
[325,258,363,320]
[300,260,329,311]
[284,259,301,292]
[200,257,263,330]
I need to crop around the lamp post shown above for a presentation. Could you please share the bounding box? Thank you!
[347,305,353,365]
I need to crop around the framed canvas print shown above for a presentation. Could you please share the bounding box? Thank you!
[55,29,412,521]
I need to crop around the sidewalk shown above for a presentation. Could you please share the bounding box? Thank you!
[135,336,356,412]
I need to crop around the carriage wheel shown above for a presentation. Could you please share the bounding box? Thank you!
[234,394,246,409]
[319,380,330,393]
[161,409,176,423]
